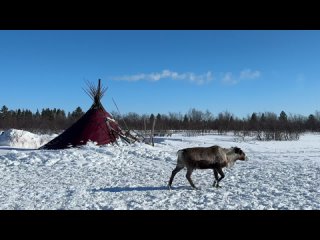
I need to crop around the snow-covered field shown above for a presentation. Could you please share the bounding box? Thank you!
[0,129,319,209]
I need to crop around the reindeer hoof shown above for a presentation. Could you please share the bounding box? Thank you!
[215,185,222,188]
[168,185,172,190]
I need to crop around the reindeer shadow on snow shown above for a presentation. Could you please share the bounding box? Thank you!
[168,145,247,190]
[92,186,167,192]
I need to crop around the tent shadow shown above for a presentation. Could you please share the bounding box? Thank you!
[0,147,38,151]
[91,185,187,193]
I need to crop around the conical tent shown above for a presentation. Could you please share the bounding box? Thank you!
[40,79,121,149]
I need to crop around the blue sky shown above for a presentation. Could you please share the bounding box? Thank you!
[0,30,319,118]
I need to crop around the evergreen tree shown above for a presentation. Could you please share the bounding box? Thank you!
[279,111,288,122]
[71,107,84,119]
[0,105,8,115]
[306,114,317,131]
[149,113,155,123]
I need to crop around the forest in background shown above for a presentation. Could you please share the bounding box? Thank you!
[1,105,320,141]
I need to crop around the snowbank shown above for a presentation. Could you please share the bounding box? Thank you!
[0,129,56,149]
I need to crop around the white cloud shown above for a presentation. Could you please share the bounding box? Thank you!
[240,69,261,80]
[113,68,260,86]
[221,69,261,85]
[112,70,213,85]
[221,72,238,85]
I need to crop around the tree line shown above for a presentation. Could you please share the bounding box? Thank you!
[111,109,320,140]
[0,105,84,134]
[1,105,320,140]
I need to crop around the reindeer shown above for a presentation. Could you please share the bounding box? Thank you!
[168,146,247,189]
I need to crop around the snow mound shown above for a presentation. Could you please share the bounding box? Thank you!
[0,129,56,149]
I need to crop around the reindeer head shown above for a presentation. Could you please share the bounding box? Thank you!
[233,147,246,161]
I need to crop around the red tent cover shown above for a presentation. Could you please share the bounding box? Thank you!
[40,80,121,149]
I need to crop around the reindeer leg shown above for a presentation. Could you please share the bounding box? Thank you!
[216,167,225,188]
[186,168,198,190]
[168,166,183,189]
[213,168,219,187]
